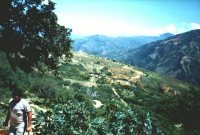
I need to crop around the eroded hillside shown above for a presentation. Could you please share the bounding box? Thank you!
[120,29,200,85]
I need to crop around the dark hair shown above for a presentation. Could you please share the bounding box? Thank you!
[12,88,23,97]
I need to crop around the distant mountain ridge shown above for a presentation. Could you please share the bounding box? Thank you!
[120,29,200,85]
[72,33,173,58]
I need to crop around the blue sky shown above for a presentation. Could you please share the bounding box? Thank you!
[52,0,200,37]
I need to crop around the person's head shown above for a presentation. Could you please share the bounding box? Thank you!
[12,88,23,101]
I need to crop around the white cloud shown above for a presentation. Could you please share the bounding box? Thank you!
[57,14,199,37]
[136,24,177,36]
[112,24,178,36]
[68,20,179,37]
[191,23,200,30]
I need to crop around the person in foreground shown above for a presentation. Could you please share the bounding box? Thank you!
[3,88,32,135]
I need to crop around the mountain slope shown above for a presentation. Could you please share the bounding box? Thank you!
[120,29,200,85]
[58,52,200,133]
[73,33,173,59]
[1,51,200,134]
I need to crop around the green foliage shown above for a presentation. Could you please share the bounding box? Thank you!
[31,78,59,101]
[59,64,90,81]
[156,87,200,132]
[0,102,8,126]
[0,52,15,88]
[94,85,115,100]
[0,0,72,72]
[34,98,163,135]
[0,52,35,91]
[34,98,102,135]
[1,49,200,135]
[96,76,108,84]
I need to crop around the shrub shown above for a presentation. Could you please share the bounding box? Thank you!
[34,98,163,135]
[155,87,200,132]
[31,79,58,101]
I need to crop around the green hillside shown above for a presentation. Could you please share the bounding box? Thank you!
[0,51,200,135]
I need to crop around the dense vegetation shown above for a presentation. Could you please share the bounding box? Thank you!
[0,0,72,72]
[1,51,200,135]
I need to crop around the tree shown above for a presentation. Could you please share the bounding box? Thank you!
[0,0,72,72]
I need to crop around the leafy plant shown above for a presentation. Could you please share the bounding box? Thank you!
[0,102,8,126]
[34,98,163,135]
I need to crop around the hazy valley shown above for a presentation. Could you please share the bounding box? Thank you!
[73,33,173,58]
[73,30,200,85]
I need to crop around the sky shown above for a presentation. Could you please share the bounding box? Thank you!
[52,0,200,37]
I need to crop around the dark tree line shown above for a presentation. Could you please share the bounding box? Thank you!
[0,0,72,72]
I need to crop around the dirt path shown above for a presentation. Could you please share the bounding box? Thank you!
[63,78,97,87]
[112,88,128,106]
